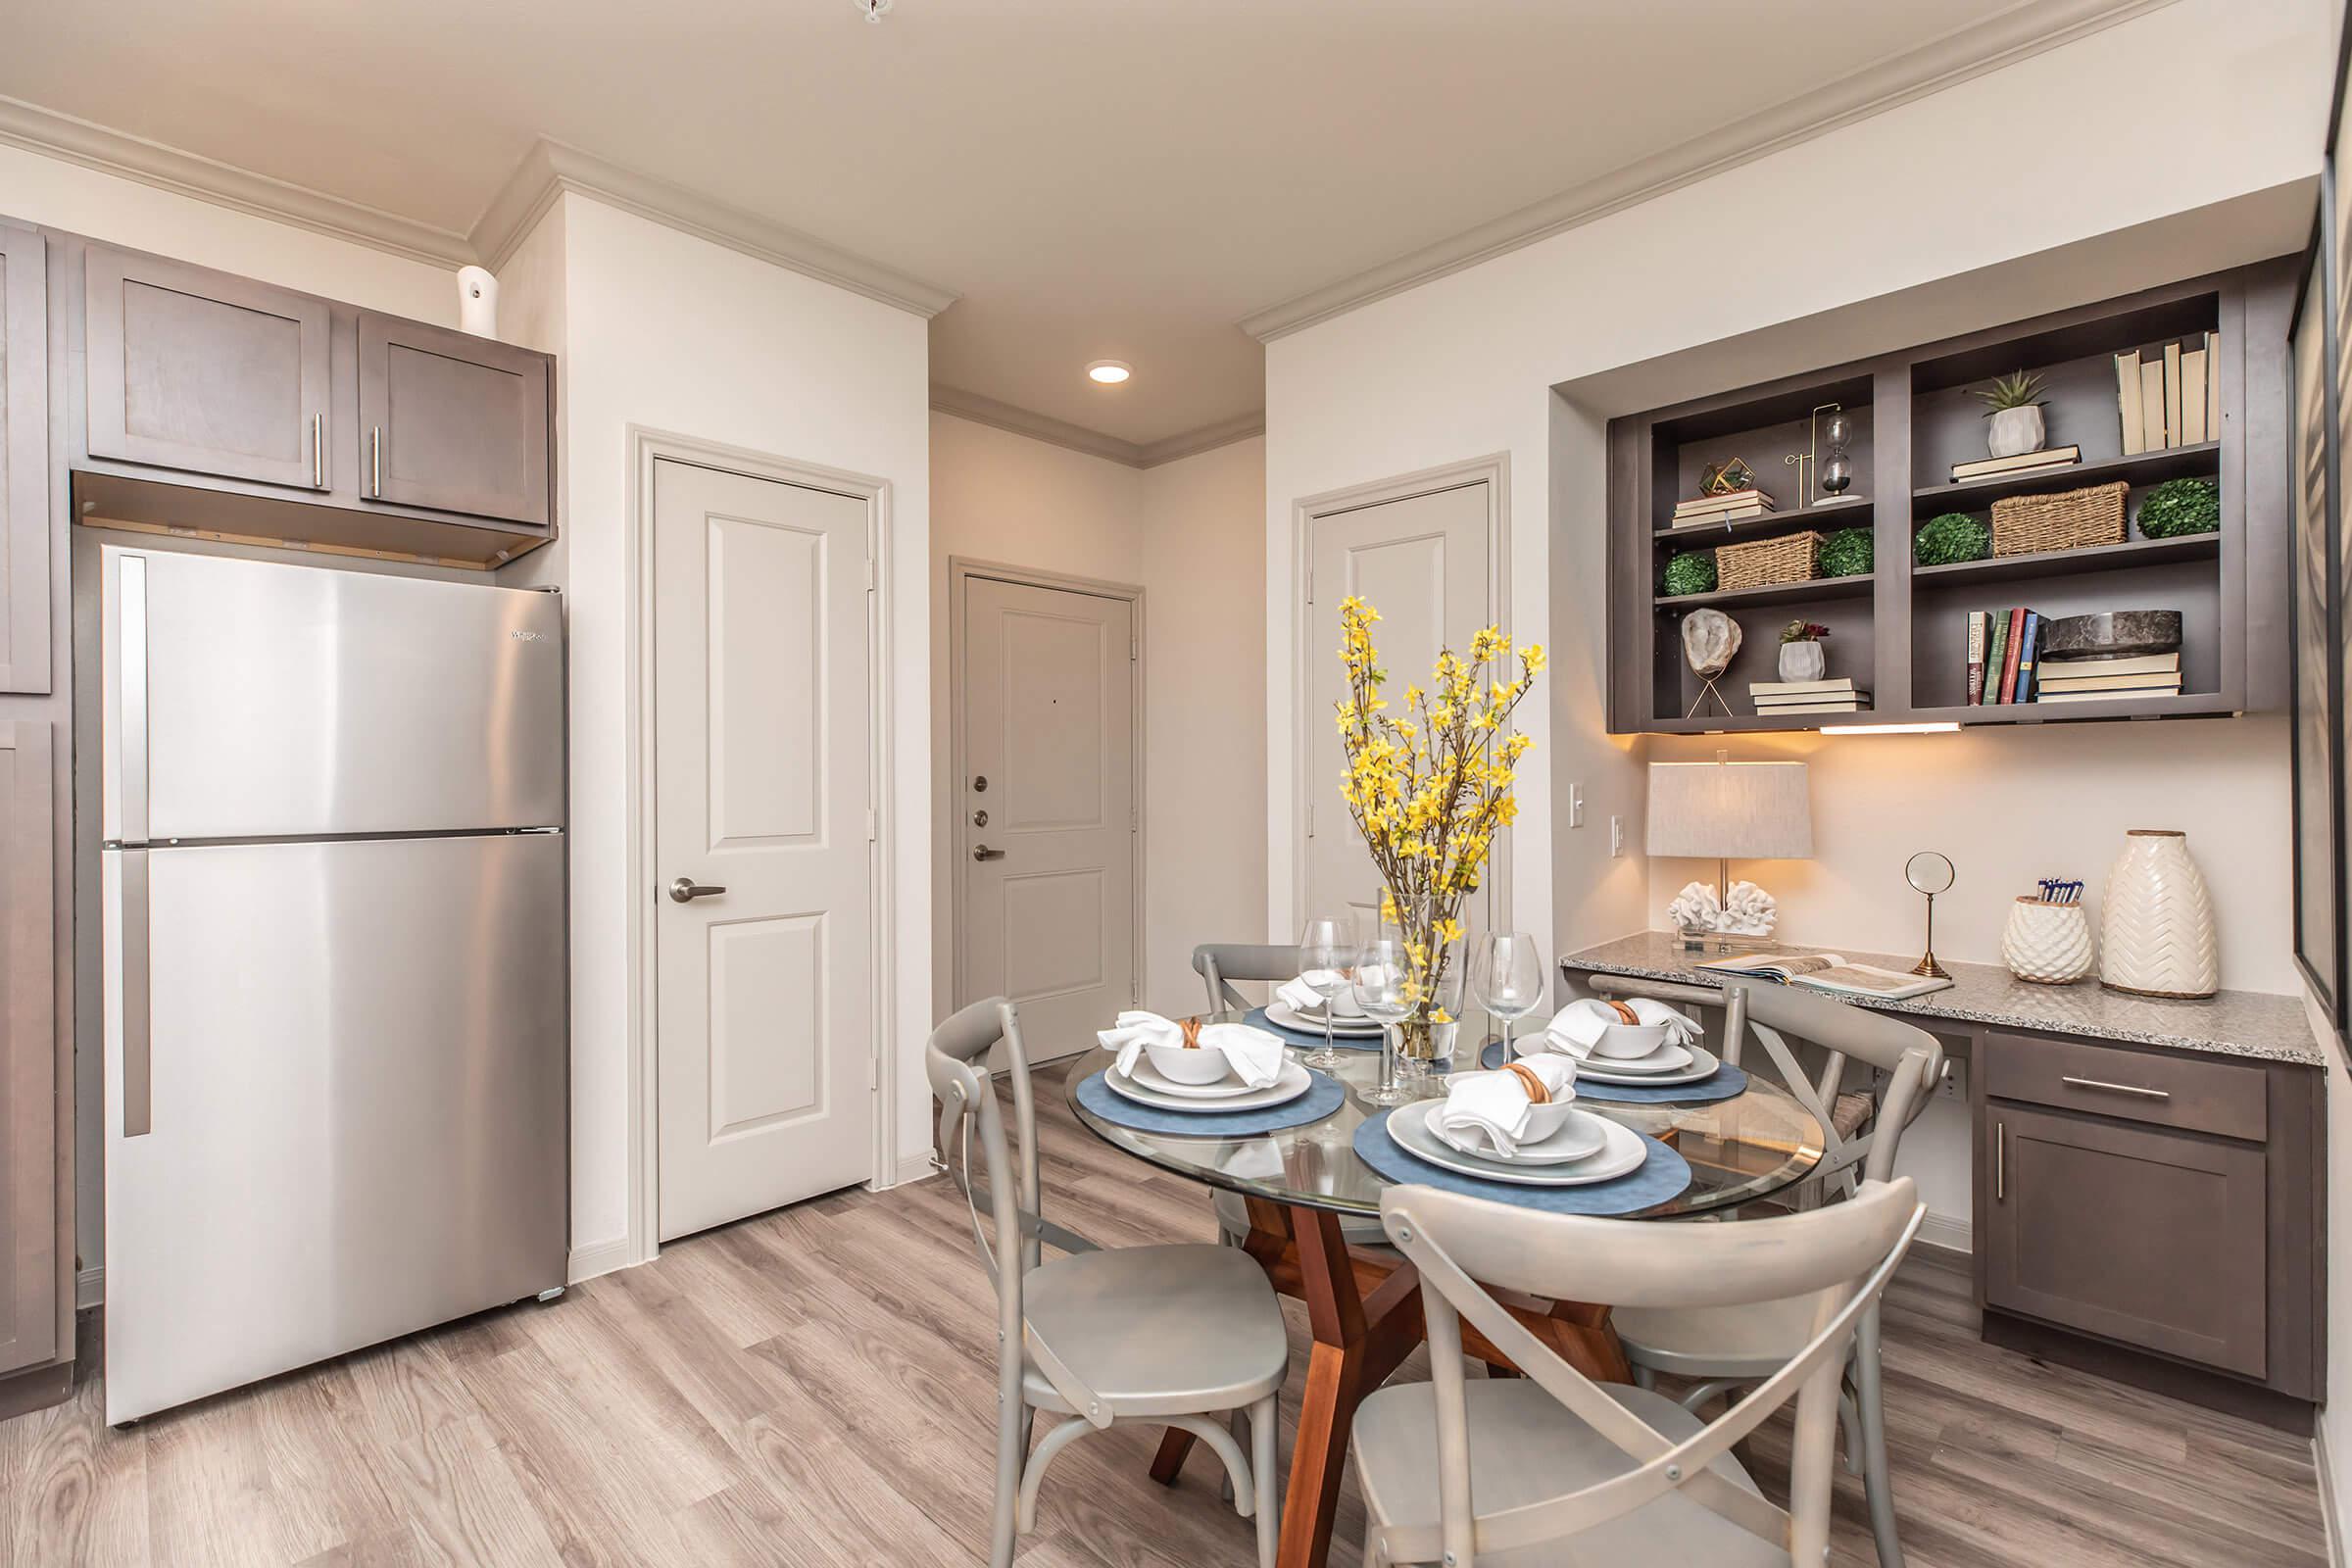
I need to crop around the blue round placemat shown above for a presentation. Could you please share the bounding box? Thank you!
[1477,1040,1749,1104]
[1351,1108,1691,1216]
[1076,1067,1347,1137]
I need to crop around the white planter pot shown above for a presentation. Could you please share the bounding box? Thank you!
[2099,829,2219,998]
[2002,898,2093,984]
[1778,641,1826,682]
[1986,405,2045,459]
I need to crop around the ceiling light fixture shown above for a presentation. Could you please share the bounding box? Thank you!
[1086,361,1133,385]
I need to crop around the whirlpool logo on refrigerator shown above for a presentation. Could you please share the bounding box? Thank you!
[511,629,549,642]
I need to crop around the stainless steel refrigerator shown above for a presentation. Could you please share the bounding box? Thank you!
[99,546,568,1424]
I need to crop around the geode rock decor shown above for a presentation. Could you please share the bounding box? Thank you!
[1681,608,1741,676]
[2038,610,2183,662]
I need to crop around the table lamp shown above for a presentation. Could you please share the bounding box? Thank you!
[1646,752,1813,950]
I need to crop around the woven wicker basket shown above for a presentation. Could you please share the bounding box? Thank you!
[1991,480,2129,558]
[1716,530,1821,592]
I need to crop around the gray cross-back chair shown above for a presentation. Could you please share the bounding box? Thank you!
[927,996,1288,1567]
[1608,979,1945,1568]
[1356,1176,1925,1568]
[1194,943,1392,1250]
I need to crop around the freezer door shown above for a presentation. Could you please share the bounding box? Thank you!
[102,546,564,841]
[103,832,567,1423]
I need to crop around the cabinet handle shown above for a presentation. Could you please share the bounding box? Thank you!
[1994,1120,2005,1201]
[2059,1074,2171,1101]
[310,413,324,489]
[370,424,382,498]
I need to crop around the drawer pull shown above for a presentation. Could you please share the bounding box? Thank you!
[2059,1074,2171,1101]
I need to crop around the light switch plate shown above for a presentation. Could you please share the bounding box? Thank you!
[1610,815,1624,857]
[1569,783,1585,827]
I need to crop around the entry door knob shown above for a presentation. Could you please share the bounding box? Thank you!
[669,876,728,903]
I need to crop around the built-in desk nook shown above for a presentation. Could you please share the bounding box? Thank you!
[1560,932,2326,1430]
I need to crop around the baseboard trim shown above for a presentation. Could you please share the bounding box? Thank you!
[2319,1418,2347,1568]
[74,1265,103,1310]
[1916,1211,1973,1256]
[565,1235,640,1285]
[870,1152,943,1192]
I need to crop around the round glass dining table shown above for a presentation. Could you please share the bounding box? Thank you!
[1063,1024,1827,1568]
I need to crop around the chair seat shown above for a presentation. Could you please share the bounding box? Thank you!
[1831,1090,1874,1139]
[1212,1187,1392,1249]
[1352,1378,1788,1567]
[1612,1293,1821,1379]
[1021,1243,1288,1417]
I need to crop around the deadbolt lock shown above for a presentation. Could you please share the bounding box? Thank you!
[972,774,989,793]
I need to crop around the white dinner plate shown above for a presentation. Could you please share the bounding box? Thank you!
[1105,1058,1313,1113]
[1265,1000,1385,1037]
[1514,1039,1720,1086]
[1388,1102,1649,1187]
[1431,1103,1609,1166]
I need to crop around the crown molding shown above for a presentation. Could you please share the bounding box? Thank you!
[0,93,474,267]
[472,138,958,318]
[931,385,1263,469]
[1240,0,2180,342]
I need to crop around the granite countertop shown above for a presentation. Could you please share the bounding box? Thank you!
[1559,931,2327,1066]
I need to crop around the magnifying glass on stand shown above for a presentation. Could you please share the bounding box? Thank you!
[1904,851,1955,980]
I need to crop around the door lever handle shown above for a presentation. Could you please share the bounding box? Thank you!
[972,845,1006,861]
[669,877,728,903]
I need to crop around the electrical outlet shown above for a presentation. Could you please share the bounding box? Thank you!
[1569,784,1585,828]
[1610,815,1624,857]
[1938,1058,1967,1103]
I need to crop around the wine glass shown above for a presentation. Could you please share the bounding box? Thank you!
[1351,936,1417,1106]
[1470,931,1545,1069]
[1297,916,1353,1069]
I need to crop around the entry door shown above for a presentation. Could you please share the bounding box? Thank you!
[1304,481,1493,934]
[958,575,1137,1062]
[655,459,875,1242]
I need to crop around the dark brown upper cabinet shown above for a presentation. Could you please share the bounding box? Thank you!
[0,221,47,695]
[357,313,550,529]
[83,247,330,493]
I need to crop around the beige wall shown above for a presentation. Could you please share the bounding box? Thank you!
[929,413,1267,1030]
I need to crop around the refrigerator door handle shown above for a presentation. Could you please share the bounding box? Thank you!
[120,554,151,844]
[121,848,153,1138]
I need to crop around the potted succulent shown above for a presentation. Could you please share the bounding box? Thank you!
[1972,369,2048,458]
[1778,619,1830,682]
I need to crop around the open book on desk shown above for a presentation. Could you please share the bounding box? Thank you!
[1693,952,1955,1000]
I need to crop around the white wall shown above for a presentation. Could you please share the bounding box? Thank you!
[1265,0,2331,978]
[929,413,1268,1029]
[540,193,934,1267]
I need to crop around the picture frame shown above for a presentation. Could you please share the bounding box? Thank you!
[2290,181,2340,1024]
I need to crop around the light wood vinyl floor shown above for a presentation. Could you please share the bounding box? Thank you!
[1,1061,2330,1567]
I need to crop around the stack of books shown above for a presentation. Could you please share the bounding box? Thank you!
[1950,445,2081,485]
[1750,677,1870,715]
[1670,488,1775,528]
[1965,608,2046,705]
[2034,652,2183,704]
[2116,335,2219,454]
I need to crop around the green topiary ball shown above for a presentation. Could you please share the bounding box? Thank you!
[1915,512,1991,566]
[2137,476,2220,539]
[1662,551,1717,597]
[1819,526,1874,578]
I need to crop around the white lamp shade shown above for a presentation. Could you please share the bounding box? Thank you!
[1646,760,1812,860]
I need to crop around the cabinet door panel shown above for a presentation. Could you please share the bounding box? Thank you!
[357,313,549,528]
[0,223,45,694]
[1985,1104,2266,1376]
[84,247,328,491]
[0,721,55,1374]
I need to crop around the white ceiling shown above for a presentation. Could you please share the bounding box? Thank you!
[0,0,2123,449]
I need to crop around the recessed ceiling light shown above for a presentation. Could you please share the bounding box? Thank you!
[1087,361,1132,385]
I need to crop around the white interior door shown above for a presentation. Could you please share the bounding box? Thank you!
[655,459,875,1243]
[957,574,1137,1062]
[1304,481,1494,935]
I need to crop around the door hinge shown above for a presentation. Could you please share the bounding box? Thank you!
[1129,638,1138,662]
[866,558,877,592]
[1306,803,1315,838]
[869,1056,879,1090]
[866,806,878,842]
[1304,561,1313,605]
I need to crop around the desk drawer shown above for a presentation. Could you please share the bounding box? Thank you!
[1983,1031,2265,1142]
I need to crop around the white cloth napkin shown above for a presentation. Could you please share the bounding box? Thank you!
[1097,1011,1286,1088]
[1438,1056,1579,1157]
[1538,997,1702,1059]
[1273,970,1349,1012]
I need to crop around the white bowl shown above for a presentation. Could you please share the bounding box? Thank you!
[1472,1068,1579,1139]
[1143,1040,1233,1085]
[1588,1021,1670,1060]
[1323,988,1367,1018]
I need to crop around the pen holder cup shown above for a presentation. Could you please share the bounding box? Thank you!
[2002,898,2094,985]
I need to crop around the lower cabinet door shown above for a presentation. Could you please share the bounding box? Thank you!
[1984,1103,2267,1377]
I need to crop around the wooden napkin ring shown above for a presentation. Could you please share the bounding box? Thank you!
[1180,1016,1203,1049]
[1503,1061,1551,1104]
[1604,1000,1640,1026]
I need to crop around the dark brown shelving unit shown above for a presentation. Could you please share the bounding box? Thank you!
[1602,262,2294,733]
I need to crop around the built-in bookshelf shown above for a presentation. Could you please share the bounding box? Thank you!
[1603,264,2293,734]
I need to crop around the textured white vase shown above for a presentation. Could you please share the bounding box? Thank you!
[1986,405,2045,458]
[2099,830,2220,998]
[1778,640,1826,682]
[2003,898,2093,984]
